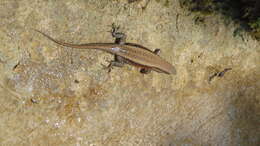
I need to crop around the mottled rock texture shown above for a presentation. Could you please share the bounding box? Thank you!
[0,0,259,145]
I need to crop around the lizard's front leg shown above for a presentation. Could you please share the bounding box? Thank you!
[140,48,161,74]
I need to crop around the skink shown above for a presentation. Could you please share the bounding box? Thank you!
[34,25,176,75]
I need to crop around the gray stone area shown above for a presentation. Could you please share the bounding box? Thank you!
[0,0,259,145]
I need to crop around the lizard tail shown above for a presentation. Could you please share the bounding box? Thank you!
[33,29,114,50]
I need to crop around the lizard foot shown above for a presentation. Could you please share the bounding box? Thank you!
[108,23,126,44]
[101,59,125,73]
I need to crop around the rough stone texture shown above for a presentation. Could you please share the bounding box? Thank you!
[0,0,259,145]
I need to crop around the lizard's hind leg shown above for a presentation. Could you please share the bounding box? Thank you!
[103,55,126,73]
[109,23,127,44]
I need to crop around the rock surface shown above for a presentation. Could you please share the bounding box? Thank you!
[0,0,259,145]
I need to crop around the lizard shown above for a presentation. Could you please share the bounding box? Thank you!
[34,24,176,75]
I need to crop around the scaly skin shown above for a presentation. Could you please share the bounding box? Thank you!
[35,29,176,75]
